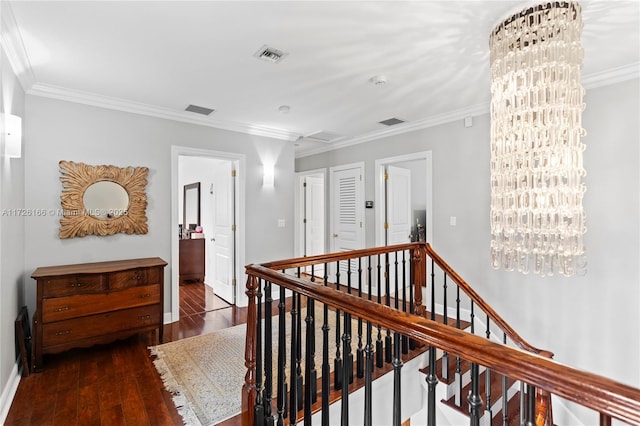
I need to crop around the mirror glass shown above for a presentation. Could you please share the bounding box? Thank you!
[83,181,129,219]
[183,182,201,231]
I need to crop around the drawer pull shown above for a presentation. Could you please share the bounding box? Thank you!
[138,314,151,321]
[55,330,71,336]
[68,282,86,288]
[55,306,71,312]
[138,293,152,299]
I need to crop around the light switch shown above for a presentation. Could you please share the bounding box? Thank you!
[450,216,457,226]
[278,219,285,228]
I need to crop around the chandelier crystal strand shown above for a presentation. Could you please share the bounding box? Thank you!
[489,2,587,277]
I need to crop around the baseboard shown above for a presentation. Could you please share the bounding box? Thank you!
[0,361,21,424]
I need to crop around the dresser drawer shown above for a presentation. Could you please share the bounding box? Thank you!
[109,268,148,289]
[42,285,161,323]
[42,274,106,298]
[42,305,160,348]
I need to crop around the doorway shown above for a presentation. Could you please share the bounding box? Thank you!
[171,146,246,323]
[295,169,327,275]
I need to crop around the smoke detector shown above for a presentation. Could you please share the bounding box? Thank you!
[254,45,288,64]
[369,75,388,85]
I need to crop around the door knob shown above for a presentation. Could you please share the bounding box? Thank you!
[333,233,339,238]
[210,238,215,242]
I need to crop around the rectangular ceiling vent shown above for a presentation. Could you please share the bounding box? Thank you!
[185,104,215,116]
[379,117,406,126]
[304,131,344,143]
[254,45,288,64]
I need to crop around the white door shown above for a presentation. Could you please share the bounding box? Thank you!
[386,165,412,245]
[385,165,412,297]
[330,164,365,285]
[211,161,235,303]
[305,175,325,257]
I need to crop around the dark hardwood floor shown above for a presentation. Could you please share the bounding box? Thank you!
[5,282,235,426]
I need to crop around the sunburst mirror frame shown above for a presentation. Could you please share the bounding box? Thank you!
[58,160,149,239]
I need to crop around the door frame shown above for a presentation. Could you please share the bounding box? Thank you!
[374,151,433,247]
[294,168,327,258]
[171,146,246,322]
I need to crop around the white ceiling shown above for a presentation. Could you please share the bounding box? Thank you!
[4,1,639,156]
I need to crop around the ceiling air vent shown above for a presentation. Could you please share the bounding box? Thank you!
[254,45,288,64]
[185,104,215,116]
[379,117,406,126]
[304,131,344,143]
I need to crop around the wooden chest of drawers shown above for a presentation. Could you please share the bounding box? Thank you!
[31,257,167,372]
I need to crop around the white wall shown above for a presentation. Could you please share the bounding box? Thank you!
[297,79,640,422]
[0,44,26,419]
[23,96,296,316]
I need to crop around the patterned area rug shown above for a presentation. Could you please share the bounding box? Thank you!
[150,312,356,425]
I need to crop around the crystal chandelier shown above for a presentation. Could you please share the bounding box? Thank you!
[489,1,586,277]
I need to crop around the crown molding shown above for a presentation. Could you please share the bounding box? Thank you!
[582,62,639,89]
[296,64,640,159]
[0,1,36,91]
[28,83,301,142]
[296,102,491,158]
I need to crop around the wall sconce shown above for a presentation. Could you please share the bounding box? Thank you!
[489,2,586,277]
[4,114,22,158]
[263,164,275,187]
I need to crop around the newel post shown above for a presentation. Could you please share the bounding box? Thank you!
[242,273,259,426]
[412,244,426,318]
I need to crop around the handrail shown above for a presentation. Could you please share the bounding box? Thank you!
[246,263,640,424]
[262,242,553,358]
[424,243,554,358]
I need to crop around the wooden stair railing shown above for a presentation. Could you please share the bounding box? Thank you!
[242,243,640,425]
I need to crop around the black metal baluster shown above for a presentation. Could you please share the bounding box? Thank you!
[321,265,330,426]
[334,261,343,390]
[296,291,303,412]
[525,384,536,426]
[455,286,463,407]
[401,251,408,354]
[356,258,364,378]
[520,382,525,426]
[346,260,353,384]
[364,255,374,426]
[341,310,352,425]
[468,362,483,426]
[309,267,317,403]
[442,272,449,381]
[426,333,438,426]
[304,295,315,425]
[254,279,264,425]
[408,249,416,351]
[392,328,403,426]
[376,254,383,368]
[289,288,299,425]
[502,333,508,426]
[277,286,286,425]
[385,253,392,364]
[484,315,492,423]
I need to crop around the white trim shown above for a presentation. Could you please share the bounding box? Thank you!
[28,83,300,142]
[295,63,640,159]
[374,152,433,249]
[0,1,36,91]
[297,103,489,159]
[294,168,327,258]
[583,62,639,89]
[171,146,247,321]
[0,362,21,424]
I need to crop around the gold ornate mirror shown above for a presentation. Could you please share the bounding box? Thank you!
[59,161,149,239]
